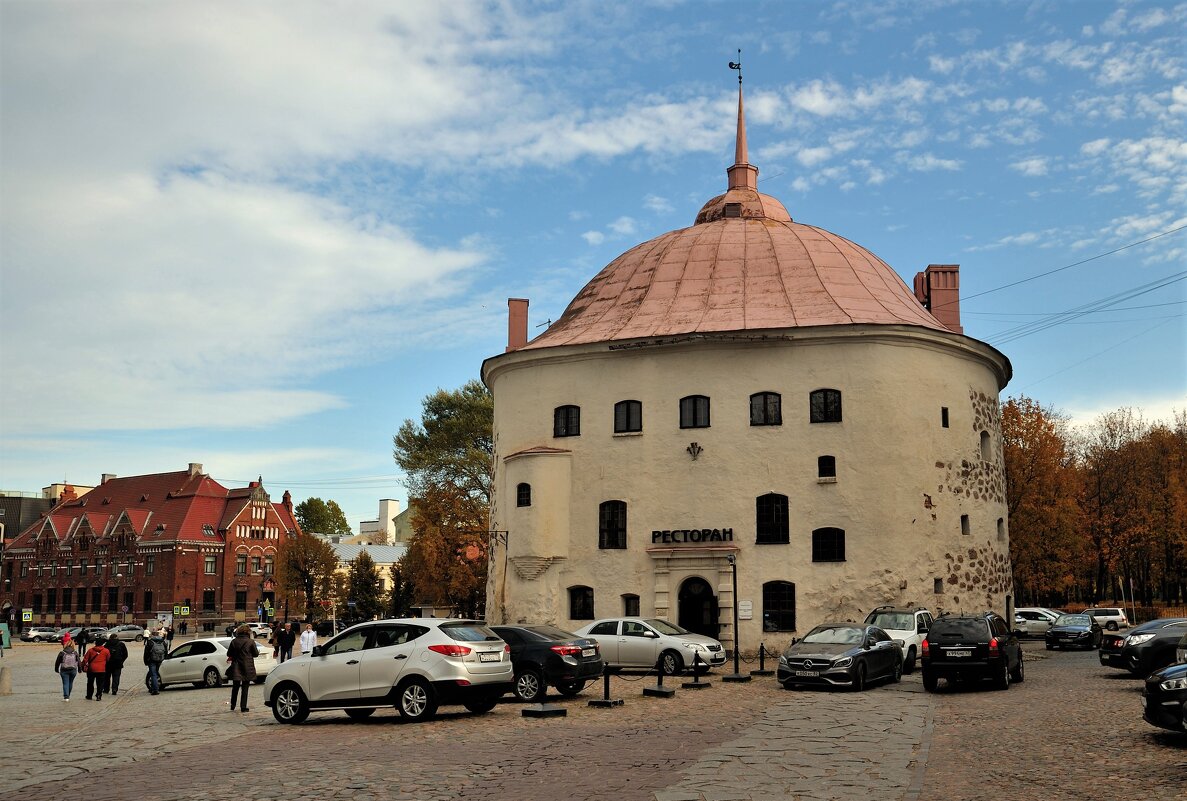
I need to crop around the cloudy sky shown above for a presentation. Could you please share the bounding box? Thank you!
[1,0,1183,529]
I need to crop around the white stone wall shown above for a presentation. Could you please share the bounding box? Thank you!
[484,324,1012,651]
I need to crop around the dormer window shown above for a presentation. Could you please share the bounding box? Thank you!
[723,203,742,218]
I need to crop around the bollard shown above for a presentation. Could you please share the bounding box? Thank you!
[0,665,11,696]
[588,663,623,707]
[750,642,775,677]
[683,651,712,689]
[643,656,676,698]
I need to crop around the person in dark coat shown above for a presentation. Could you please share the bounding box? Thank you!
[276,622,296,662]
[105,635,129,695]
[76,627,90,657]
[225,625,259,712]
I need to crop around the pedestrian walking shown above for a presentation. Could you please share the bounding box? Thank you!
[276,622,296,662]
[225,625,259,712]
[105,633,128,695]
[299,623,317,656]
[81,636,110,700]
[54,636,80,701]
[143,629,168,695]
[76,626,90,657]
[165,625,175,649]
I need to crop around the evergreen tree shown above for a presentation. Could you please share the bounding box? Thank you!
[346,551,385,621]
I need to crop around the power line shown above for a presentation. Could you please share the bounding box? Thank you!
[964,300,1186,317]
[1020,318,1180,391]
[930,222,1187,311]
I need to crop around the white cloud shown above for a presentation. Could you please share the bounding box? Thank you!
[581,231,605,246]
[1011,156,1049,176]
[904,153,962,171]
[1080,137,1112,156]
[608,216,638,236]
[929,55,956,74]
[643,194,673,214]
[797,146,834,166]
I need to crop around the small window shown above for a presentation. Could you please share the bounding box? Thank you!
[755,493,789,544]
[145,555,154,576]
[941,407,950,428]
[569,586,594,620]
[961,514,970,536]
[251,556,261,573]
[46,589,57,613]
[77,590,87,612]
[750,392,782,426]
[679,395,711,429]
[264,555,274,575]
[236,555,247,575]
[979,430,991,461]
[599,501,627,549]
[997,518,1005,540]
[810,389,842,423]
[818,455,836,479]
[204,556,217,574]
[143,590,154,612]
[811,527,846,562]
[622,593,640,617]
[107,587,118,609]
[554,405,581,437]
[723,202,742,218]
[91,586,101,610]
[614,400,643,433]
[202,589,216,612]
[516,482,532,508]
[234,590,247,611]
[762,580,796,631]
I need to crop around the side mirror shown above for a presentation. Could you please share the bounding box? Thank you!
[311,645,324,657]
[646,631,660,639]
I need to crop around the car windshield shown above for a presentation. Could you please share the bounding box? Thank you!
[1055,614,1090,626]
[867,612,913,631]
[802,626,863,644]
[441,623,501,642]
[645,619,690,636]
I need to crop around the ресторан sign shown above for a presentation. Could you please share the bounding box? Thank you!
[651,528,734,544]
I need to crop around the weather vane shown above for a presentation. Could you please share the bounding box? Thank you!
[728,49,742,85]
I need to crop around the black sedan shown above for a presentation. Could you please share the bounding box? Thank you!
[1143,661,1187,733]
[1100,618,1187,673]
[1116,619,1187,677]
[490,624,604,702]
[777,623,903,691]
[1044,614,1102,650]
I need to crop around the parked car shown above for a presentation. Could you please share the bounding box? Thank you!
[103,624,147,642]
[50,626,84,643]
[1116,619,1187,677]
[1083,607,1129,631]
[863,606,932,673]
[777,623,903,691]
[1142,661,1187,733]
[1099,617,1187,672]
[314,619,349,637]
[148,636,277,691]
[490,624,604,702]
[264,618,512,724]
[20,626,60,643]
[921,612,1024,692]
[223,622,273,638]
[1044,614,1102,650]
[573,617,726,675]
[1014,608,1060,638]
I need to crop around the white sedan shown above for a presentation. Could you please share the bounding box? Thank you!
[149,637,277,691]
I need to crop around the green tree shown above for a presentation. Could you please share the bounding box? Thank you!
[294,497,352,539]
[276,534,340,618]
[346,551,385,621]
[387,558,415,618]
[393,380,493,616]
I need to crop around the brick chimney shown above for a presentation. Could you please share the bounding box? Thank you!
[188,462,203,476]
[507,298,529,352]
[913,264,963,334]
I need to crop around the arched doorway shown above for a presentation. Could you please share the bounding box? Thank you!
[677,577,719,638]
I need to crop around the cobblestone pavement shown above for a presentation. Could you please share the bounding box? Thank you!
[1,640,1183,801]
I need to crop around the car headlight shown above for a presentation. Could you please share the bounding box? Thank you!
[680,642,703,650]
[833,656,853,668]
[778,654,789,665]
[1076,631,1090,638]
[1126,633,1156,646]
[1159,677,1187,691]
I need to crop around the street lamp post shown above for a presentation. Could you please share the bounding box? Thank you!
[723,553,751,683]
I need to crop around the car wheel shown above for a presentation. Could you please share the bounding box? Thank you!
[202,667,221,688]
[32,636,42,643]
[135,635,144,642]
[851,663,866,692]
[891,658,902,684]
[903,646,917,674]
[994,659,1010,691]
[396,677,438,722]
[1010,654,1025,683]
[463,697,498,714]
[556,680,588,697]
[922,671,937,693]
[271,683,310,724]
[1106,622,1118,631]
[659,650,683,676]
[514,668,546,703]
[345,708,376,720]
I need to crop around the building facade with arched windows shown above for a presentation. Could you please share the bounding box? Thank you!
[481,84,1013,652]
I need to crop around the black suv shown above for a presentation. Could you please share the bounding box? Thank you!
[921,612,1024,692]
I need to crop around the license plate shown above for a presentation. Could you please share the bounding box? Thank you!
[794,670,819,677]
[947,650,971,657]
[479,652,500,663]
[581,648,596,658]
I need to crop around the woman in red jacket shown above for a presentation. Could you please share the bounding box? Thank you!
[81,636,111,701]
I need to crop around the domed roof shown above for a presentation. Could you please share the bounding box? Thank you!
[523,81,947,352]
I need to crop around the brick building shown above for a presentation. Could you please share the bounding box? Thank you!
[0,463,303,631]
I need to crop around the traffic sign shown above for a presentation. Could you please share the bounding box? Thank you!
[22,609,32,622]
[121,605,129,613]
[180,606,190,616]
[173,605,181,616]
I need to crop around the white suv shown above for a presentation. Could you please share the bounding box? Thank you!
[1083,607,1129,631]
[863,606,934,673]
[264,618,512,723]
